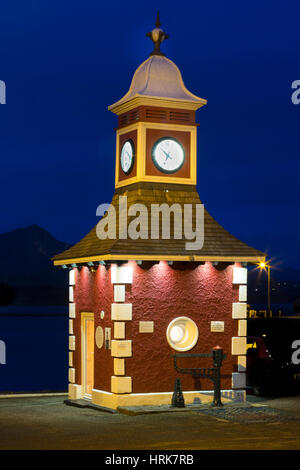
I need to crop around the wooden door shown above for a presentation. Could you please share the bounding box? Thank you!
[82,313,94,398]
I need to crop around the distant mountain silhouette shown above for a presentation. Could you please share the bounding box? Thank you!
[0,225,71,288]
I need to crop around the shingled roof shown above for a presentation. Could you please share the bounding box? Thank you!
[53,182,265,265]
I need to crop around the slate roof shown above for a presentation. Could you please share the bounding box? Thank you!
[53,182,265,264]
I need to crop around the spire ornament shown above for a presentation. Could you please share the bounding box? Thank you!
[146,11,169,57]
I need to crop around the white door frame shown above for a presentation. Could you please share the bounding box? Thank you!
[81,312,94,399]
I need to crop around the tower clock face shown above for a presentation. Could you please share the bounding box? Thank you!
[152,137,185,174]
[120,140,135,175]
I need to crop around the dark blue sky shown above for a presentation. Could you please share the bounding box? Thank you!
[0,0,299,268]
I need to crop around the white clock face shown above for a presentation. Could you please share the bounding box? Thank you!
[120,140,134,175]
[152,137,185,173]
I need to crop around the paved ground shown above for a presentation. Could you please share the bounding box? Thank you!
[0,394,300,450]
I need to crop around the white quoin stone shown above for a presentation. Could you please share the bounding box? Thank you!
[111,303,132,321]
[237,355,246,372]
[114,322,126,339]
[114,285,126,302]
[114,358,125,376]
[238,320,247,337]
[69,303,76,318]
[69,335,76,351]
[239,285,247,302]
[69,269,75,286]
[111,266,133,284]
[69,352,73,367]
[232,372,246,389]
[111,340,132,358]
[68,384,82,400]
[69,286,74,302]
[232,267,247,285]
[232,337,247,355]
[68,368,75,383]
[111,376,132,394]
[232,303,247,319]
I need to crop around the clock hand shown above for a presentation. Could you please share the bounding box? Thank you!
[162,149,173,165]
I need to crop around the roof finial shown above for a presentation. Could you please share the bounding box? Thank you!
[146,11,169,57]
[155,11,161,28]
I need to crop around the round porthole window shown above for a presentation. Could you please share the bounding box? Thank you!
[166,317,199,352]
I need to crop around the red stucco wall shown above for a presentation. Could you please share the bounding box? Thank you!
[73,261,241,394]
[73,265,114,392]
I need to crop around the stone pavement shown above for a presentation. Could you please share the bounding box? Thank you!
[117,397,300,423]
[0,394,300,449]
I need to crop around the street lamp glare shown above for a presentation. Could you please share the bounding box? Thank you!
[257,260,271,317]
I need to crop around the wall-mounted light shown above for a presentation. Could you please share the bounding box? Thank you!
[166,317,199,352]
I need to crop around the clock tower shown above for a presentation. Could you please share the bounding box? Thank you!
[54,14,265,411]
[110,15,206,189]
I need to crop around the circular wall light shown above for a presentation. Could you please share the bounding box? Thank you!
[166,317,199,352]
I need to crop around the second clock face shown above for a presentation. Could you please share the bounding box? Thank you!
[152,137,185,174]
[120,140,135,175]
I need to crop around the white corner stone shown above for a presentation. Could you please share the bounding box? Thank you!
[232,372,246,389]
[237,355,246,372]
[69,269,75,286]
[111,303,132,321]
[239,285,247,302]
[69,286,74,302]
[111,340,132,358]
[69,335,76,351]
[232,302,247,319]
[111,376,132,394]
[232,267,247,285]
[69,303,76,318]
[238,320,247,337]
[69,352,73,367]
[114,358,125,376]
[114,285,125,302]
[111,266,133,284]
[69,319,73,335]
[232,337,247,355]
[68,383,82,400]
[68,368,75,383]
[114,322,126,339]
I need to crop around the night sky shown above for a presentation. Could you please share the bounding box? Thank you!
[0,1,299,269]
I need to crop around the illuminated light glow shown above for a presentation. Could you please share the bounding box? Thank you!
[169,325,185,343]
[259,262,266,269]
[155,260,168,270]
